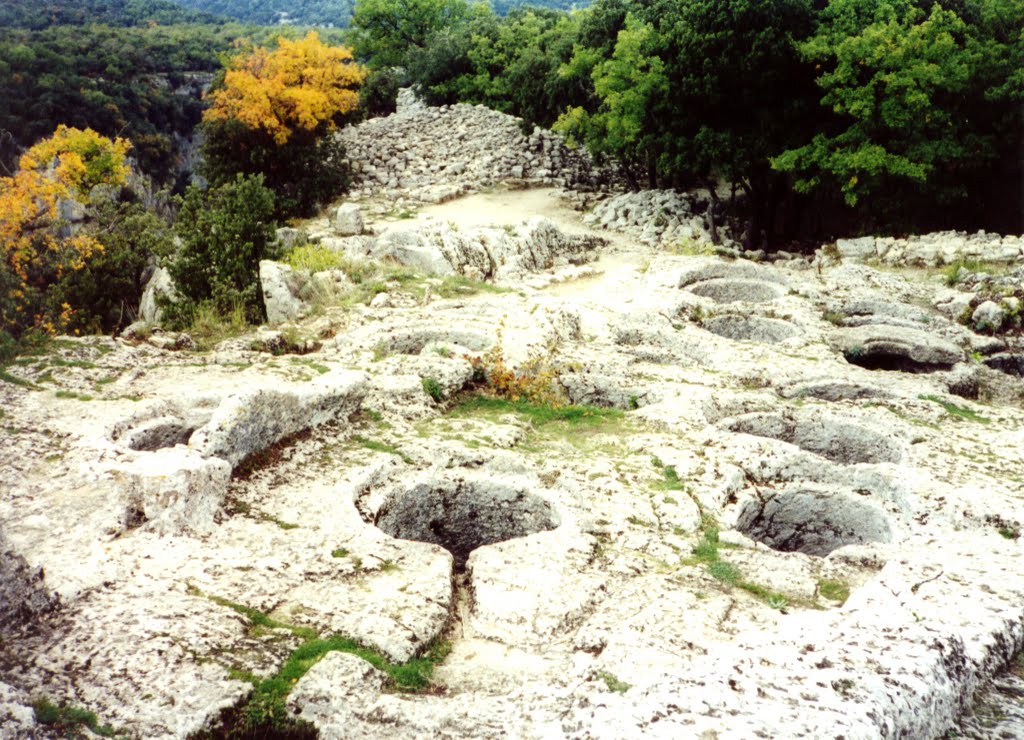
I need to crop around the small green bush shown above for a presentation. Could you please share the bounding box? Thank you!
[166,174,277,327]
[422,376,443,402]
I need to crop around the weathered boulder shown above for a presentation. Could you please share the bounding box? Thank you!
[287,652,388,737]
[830,324,964,371]
[259,260,307,325]
[371,218,603,280]
[139,266,177,323]
[0,527,58,632]
[188,370,367,467]
[972,300,1007,332]
[107,447,231,535]
[333,204,364,236]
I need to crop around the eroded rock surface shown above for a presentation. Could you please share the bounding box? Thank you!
[3,185,1024,739]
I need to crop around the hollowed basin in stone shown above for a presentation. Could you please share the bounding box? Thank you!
[686,279,784,304]
[736,487,893,556]
[703,315,799,344]
[374,479,560,570]
[724,411,902,465]
[377,327,492,355]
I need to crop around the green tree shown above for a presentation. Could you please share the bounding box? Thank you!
[774,3,978,215]
[199,32,365,217]
[774,0,1024,231]
[555,15,669,189]
[53,197,174,335]
[167,174,277,325]
[407,7,582,128]
[350,0,472,68]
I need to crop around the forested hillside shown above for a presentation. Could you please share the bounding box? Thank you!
[0,0,219,28]
[166,0,588,27]
[0,1,346,179]
[167,0,352,26]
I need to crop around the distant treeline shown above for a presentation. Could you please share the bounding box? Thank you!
[0,5,346,180]
[351,0,1024,243]
[161,0,588,27]
[0,0,219,28]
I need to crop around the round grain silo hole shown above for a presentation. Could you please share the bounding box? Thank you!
[686,279,783,305]
[374,481,560,570]
[702,316,799,344]
[724,412,902,465]
[736,488,893,557]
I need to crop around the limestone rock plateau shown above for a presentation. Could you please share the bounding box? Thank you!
[2,102,1024,739]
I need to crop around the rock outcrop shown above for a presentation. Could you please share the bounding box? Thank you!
[3,181,1024,738]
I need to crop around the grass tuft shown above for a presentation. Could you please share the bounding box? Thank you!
[919,394,991,424]
[817,579,851,604]
[33,698,118,737]
[449,395,622,427]
[596,671,631,693]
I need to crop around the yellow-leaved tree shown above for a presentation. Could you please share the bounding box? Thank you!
[0,125,131,336]
[205,31,366,144]
[200,32,367,217]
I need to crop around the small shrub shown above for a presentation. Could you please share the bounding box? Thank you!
[466,331,564,406]
[422,376,443,402]
[32,698,118,737]
[596,671,631,693]
[285,243,351,274]
[180,301,250,351]
[167,174,277,326]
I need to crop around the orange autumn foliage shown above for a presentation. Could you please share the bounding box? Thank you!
[0,126,131,335]
[204,31,366,145]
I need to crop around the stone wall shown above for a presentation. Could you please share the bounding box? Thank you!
[340,97,602,203]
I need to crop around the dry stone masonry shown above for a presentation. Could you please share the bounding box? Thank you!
[340,95,600,204]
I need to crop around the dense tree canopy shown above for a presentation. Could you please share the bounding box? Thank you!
[0,0,219,29]
[201,32,365,216]
[387,0,1024,241]
[205,31,365,144]
[0,127,132,335]
[351,0,473,67]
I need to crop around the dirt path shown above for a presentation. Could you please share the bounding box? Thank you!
[412,187,652,307]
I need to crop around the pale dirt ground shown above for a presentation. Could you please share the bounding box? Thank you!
[412,187,651,307]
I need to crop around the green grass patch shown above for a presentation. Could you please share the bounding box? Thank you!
[0,367,37,388]
[288,357,330,375]
[449,395,623,428]
[919,394,991,424]
[432,275,510,299]
[54,390,94,401]
[817,579,851,604]
[353,436,412,463]
[33,697,119,737]
[943,259,1003,287]
[45,357,96,369]
[688,522,794,610]
[596,671,631,693]
[330,548,349,558]
[422,376,443,402]
[194,590,450,736]
[651,458,686,492]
